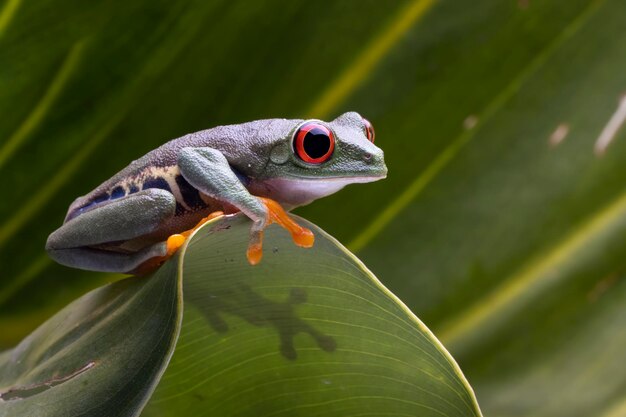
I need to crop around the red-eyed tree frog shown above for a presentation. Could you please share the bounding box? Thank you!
[46,112,386,274]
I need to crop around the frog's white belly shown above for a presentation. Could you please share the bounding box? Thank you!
[262,176,382,208]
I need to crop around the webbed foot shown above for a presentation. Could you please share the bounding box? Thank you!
[247,198,314,265]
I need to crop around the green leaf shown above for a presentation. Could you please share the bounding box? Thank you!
[144,215,480,416]
[0,216,481,416]
[0,256,181,417]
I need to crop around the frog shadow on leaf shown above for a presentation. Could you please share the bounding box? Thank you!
[186,281,336,360]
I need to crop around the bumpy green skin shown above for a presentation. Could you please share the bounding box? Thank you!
[46,112,387,273]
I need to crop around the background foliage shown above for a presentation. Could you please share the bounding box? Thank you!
[1,0,626,415]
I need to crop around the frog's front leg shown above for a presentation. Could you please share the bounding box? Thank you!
[46,188,176,273]
[178,147,313,264]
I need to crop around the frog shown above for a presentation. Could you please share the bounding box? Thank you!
[46,111,386,274]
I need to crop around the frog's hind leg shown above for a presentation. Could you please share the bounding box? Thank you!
[46,188,176,273]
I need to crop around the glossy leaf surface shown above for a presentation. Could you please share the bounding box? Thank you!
[0,216,481,417]
[144,216,480,416]
[0,258,181,417]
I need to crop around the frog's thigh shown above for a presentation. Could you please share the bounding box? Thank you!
[47,188,176,249]
[47,243,168,273]
[46,189,176,273]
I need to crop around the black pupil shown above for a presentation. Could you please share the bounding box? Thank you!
[303,128,331,159]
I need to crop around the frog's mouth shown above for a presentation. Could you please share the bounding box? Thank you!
[261,174,386,208]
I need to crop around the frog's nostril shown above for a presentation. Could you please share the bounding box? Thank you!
[363,152,373,162]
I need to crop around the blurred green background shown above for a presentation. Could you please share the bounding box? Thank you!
[2,0,626,415]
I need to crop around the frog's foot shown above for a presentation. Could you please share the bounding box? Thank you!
[164,210,226,256]
[133,211,225,275]
[181,211,225,238]
[246,198,314,265]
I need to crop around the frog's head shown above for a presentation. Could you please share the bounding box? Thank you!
[253,112,387,208]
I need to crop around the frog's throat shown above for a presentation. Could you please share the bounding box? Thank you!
[260,175,386,208]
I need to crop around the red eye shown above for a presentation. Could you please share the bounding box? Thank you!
[293,122,335,164]
[363,118,375,143]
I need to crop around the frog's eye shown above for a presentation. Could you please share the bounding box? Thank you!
[293,122,335,164]
[363,118,375,143]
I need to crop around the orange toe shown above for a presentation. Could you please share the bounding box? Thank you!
[245,198,314,265]
[292,228,314,248]
[259,197,315,248]
[166,234,186,256]
[247,241,264,265]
